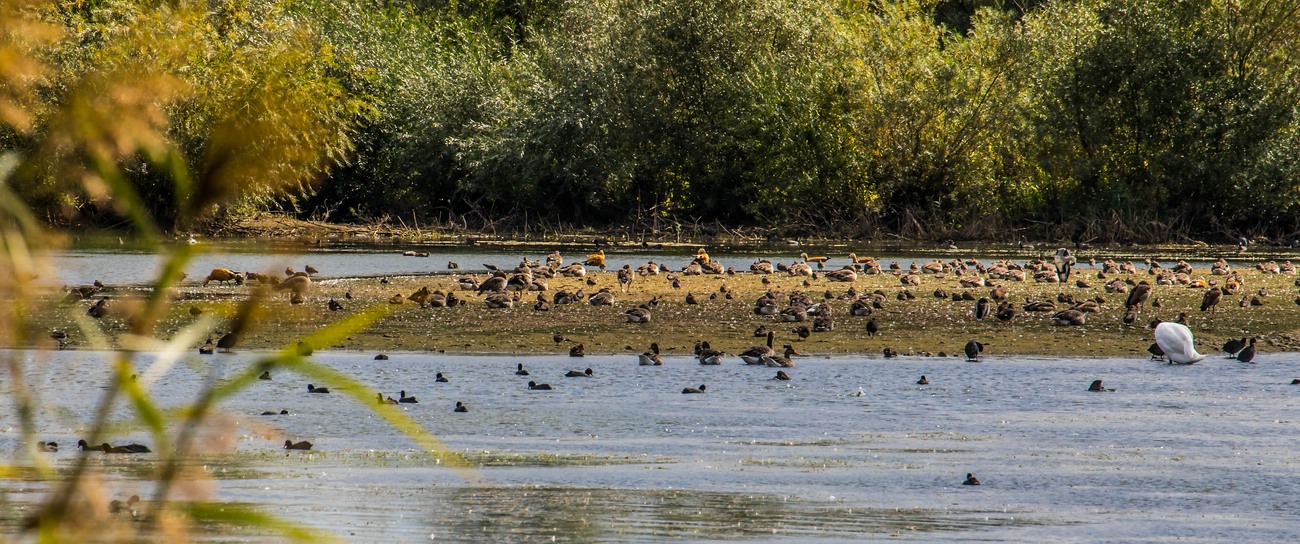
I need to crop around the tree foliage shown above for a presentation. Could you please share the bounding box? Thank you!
[5,0,1300,240]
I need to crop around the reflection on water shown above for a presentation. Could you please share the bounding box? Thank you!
[3,350,1300,542]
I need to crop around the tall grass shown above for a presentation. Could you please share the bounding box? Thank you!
[0,1,473,540]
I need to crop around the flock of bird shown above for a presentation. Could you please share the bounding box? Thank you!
[47,241,1300,495]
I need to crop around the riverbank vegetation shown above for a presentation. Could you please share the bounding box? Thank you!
[4,0,1300,242]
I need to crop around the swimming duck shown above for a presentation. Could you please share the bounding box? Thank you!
[94,441,151,454]
[284,440,313,450]
[962,473,981,486]
[307,384,330,393]
[1087,379,1114,392]
[681,384,707,394]
[566,368,594,377]
[528,381,553,390]
[377,393,398,405]
[258,371,271,380]
[515,363,530,376]
[917,375,929,385]
[199,336,215,354]
[37,441,58,452]
[774,371,791,381]
[435,373,449,383]
[454,401,469,413]
[399,390,419,403]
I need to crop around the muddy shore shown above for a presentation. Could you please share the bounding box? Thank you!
[23,248,1300,360]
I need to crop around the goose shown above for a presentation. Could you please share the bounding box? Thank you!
[824,268,856,282]
[962,473,981,486]
[569,343,585,357]
[307,384,330,393]
[284,440,313,450]
[274,275,312,297]
[477,274,508,294]
[1051,309,1086,326]
[515,363,530,376]
[528,381,553,390]
[750,261,774,274]
[625,306,652,323]
[457,277,480,290]
[454,401,469,413]
[799,252,828,264]
[377,393,398,405]
[1200,287,1223,313]
[682,384,707,394]
[696,342,723,365]
[565,368,594,377]
[484,292,515,309]
[638,343,663,366]
[788,262,813,277]
[558,263,587,277]
[973,297,991,320]
[1154,322,1206,364]
[1126,280,1152,307]
[1236,338,1257,363]
[1087,379,1114,392]
[740,331,776,365]
[848,253,874,264]
[964,340,984,361]
[588,290,615,306]
[761,352,795,368]
[865,318,879,336]
[328,298,344,311]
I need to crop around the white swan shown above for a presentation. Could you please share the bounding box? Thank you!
[1154,322,1206,364]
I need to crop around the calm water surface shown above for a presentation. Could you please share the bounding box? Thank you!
[40,242,1238,287]
[3,349,1299,542]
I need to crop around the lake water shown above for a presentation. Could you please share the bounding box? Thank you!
[3,349,1299,542]
[42,242,1232,288]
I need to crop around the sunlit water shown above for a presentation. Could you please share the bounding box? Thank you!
[3,349,1299,542]
[40,244,1232,287]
